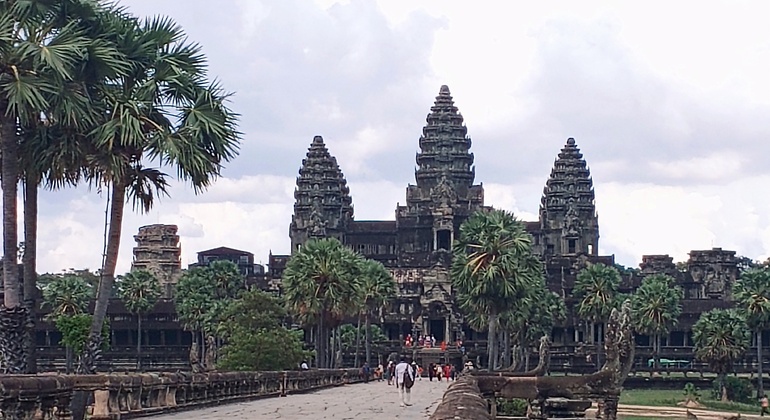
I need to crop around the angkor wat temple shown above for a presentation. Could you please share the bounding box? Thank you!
[267,85,743,359]
[25,85,750,371]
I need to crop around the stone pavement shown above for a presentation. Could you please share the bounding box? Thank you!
[151,377,451,419]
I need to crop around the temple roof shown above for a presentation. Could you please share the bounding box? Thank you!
[540,137,595,216]
[197,246,253,256]
[414,85,475,188]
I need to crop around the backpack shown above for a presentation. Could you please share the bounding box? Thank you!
[402,366,414,389]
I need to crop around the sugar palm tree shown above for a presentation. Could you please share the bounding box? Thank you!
[631,274,682,372]
[574,263,621,367]
[451,209,543,371]
[693,309,750,401]
[733,267,770,397]
[117,270,162,371]
[358,258,396,366]
[79,13,240,373]
[282,238,362,368]
[0,0,127,374]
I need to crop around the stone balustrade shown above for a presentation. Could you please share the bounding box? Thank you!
[430,375,493,420]
[0,369,362,419]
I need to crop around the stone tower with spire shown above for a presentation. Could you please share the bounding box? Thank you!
[397,85,487,267]
[289,135,354,252]
[536,137,599,257]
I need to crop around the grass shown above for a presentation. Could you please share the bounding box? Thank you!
[620,388,759,415]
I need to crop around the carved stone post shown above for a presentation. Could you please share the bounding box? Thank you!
[601,393,619,420]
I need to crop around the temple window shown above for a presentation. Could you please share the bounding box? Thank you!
[568,239,576,254]
[436,230,451,251]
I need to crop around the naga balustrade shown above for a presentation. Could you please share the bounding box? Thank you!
[0,369,362,419]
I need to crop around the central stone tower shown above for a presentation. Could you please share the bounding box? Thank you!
[396,85,487,268]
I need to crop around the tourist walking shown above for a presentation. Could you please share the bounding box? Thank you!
[395,355,415,407]
[386,361,395,385]
[761,394,769,416]
[428,363,435,381]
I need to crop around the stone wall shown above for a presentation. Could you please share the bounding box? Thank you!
[0,369,362,419]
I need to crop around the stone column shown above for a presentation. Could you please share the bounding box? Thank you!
[444,316,450,343]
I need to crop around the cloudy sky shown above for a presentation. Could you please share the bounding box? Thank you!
[31,0,770,274]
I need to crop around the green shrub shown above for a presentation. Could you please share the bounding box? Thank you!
[712,376,754,403]
[683,382,700,402]
[496,398,528,416]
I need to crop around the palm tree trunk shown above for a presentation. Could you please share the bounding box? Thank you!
[653,334,660,372]
[596,322,603,368]
[718,372,728,402]
[488,311,498,371]
[66,346,73,374]
[758,330,764,398]
[80,181,125,374]
[0,111,27,374]
[136,315,142,371]
[200,330,206,370]
[354,313,361,367]
[365,313,372,366]
[317,313,325,368]
[23,175,39,373]
[329,328,337,368]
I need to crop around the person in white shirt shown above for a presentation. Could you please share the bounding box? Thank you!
[300,361,309,370]
[394,355,415,407]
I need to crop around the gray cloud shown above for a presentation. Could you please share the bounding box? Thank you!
[27,0,770,273]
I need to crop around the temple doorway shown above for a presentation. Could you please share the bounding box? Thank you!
[430,319,445,342]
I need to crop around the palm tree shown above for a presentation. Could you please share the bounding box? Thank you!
[42,274,93,373]
[117,270,161,371]
[0,0,125,374]
[175,267,216,372]
[733,267,770,397]
[574,263,621,367]
[693,309,750,402]
[282,238,362,368]
[631,274,682,373]
[80,13,240,373]
[451,209,543,371]
[208,260,245,300]
[358,258,396,366]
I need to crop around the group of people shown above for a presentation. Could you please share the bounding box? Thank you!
[426,362,456,381]
[403,334,465,353]
[359,357,460,407]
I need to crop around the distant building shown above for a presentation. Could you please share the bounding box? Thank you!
[190,246,267,290]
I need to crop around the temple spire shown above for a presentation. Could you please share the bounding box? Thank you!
[290,135,353,252]
[414,85,475,188]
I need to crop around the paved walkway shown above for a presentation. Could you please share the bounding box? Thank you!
[152,378,450,419]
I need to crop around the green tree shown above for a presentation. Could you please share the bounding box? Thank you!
[282,238,362,368]
[216,289,309,371]
[117,270,162,371]
[0,0,126,374]
[693,309,750,402]
[733,267,770,397]
[451,209,543,371]
[81,11,240,373]
[358,259,396,366]
[41,274,93,372]
[175,267,215,371]
[631,274,682,372]
[574,263,621,367]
